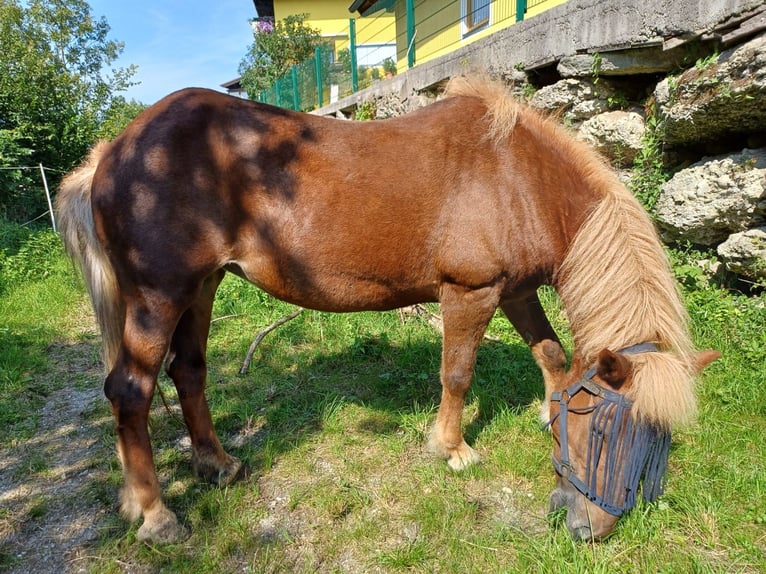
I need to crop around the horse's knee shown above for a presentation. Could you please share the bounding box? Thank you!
[104,369,155,417]
[442,367,473,395]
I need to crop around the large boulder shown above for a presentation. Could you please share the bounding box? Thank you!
[655,32,766,146]
[655,148,766,245]
[577,110,645,165]
[528,78,616,123]
[717,227,766,280]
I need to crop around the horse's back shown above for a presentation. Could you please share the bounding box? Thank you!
[89,89,514,310]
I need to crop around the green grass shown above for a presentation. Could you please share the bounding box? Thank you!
[1,223,764,573]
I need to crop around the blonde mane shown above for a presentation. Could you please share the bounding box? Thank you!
[558,187,696,427]
[444,75,520,144]
[445,75,696,428]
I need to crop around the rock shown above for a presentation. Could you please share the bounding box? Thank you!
[655,148,766,245]
[558,47,686,78]
[577,110,646,164]
[717,227,766,280]
[656,32,766,145]
[529,78,616,123]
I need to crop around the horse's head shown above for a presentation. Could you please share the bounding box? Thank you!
[532,339,719,541]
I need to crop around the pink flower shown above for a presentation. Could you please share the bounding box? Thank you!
[255,18,274,34]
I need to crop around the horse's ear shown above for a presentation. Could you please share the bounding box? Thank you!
[691,349,721,373]
[596,349,632,389]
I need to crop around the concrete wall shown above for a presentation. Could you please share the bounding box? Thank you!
[315,0,764,116]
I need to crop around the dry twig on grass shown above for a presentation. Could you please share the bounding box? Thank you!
[240,308,305,374]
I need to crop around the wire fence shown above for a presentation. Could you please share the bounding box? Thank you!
[0,165,58,229]
[256,0,563,111]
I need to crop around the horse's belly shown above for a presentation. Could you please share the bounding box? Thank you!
[228,258,438,312]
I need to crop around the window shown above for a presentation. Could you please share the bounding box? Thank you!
[463,0,491,36]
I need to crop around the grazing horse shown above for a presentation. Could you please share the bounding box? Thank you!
[56,76,717,544]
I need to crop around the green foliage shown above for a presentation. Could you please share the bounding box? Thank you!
[0,225,62,291]
[239,14,321,97]
[354,101,377,121]
[629,97,666,211]
[0,219,82,443]
[382,57,397,76]
[95,96,147,141]
[590,51,603,83]
[0,0,137,221]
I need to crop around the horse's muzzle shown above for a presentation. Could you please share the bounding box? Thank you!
[549,481,618,541]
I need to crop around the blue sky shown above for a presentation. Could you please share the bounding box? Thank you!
[89,0,259,104]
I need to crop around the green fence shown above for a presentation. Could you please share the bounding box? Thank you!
[257,0,560,112]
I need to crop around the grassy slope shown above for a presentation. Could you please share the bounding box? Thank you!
[1,229,764,573]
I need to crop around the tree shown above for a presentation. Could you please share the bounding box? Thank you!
[239,14,322,97]
[0,0,138,221]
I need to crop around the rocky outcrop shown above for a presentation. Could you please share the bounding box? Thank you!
[655,148,766,245]
[717,228,766,280]
[655,33,766,146]
[346,25,766,281]
[526,31,766,281]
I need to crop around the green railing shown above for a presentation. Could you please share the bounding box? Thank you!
[257,0,560,112]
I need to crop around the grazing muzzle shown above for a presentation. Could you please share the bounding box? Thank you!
[547,343,671,516]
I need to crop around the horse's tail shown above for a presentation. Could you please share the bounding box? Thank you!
[56,142,123,373]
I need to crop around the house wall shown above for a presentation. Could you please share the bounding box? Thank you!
[392,0,567,70]
[273,0,395,63]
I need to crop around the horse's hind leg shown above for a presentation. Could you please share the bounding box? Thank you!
[428,283,501,470]
[165,270,243,486]
[500,292,560,346]
[501,292,561,421]
[106,297,187,544]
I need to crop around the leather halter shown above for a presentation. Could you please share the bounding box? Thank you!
[547,343,671,516]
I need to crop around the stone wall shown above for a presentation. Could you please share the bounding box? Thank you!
[320,2,766,282]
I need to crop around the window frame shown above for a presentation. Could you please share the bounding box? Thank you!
[462,0,491,37]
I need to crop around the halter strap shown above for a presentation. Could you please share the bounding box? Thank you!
[548,342,670,516]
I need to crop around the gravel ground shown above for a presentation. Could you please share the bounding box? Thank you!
[0,337,115,574]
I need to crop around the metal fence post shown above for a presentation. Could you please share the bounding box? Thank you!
[406,0,415,68]
[315,46,323,108]
[39,164,55,232]
[291,65,299,110]
[275,78,282,107]
[349,18,359,93]
[516,0,527,22]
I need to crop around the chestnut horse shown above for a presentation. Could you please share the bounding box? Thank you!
[56,76,717,544]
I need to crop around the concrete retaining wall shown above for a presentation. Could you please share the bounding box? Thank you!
[315,0,764,116]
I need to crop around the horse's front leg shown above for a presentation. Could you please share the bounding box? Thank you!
[428,283,501,471]
[165,271,243,486]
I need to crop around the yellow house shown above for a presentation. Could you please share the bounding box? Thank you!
[348,0,568,71]
[248,1,568,108]
[255,1,397,69]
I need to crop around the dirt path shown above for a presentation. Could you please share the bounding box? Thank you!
[0,334,115,574]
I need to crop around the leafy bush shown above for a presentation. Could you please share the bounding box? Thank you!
[0,222,65,293]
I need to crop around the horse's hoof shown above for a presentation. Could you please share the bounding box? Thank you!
[217,456,247,486]
[137,506,189,545]
[193,453,246,486]
[446,444,481,471]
